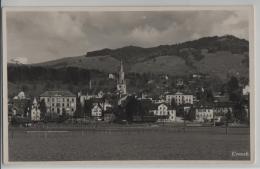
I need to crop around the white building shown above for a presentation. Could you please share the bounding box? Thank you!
[243,85,250,95]
[195,106,214,122]
[91,103,103,118]
[150,103,176,122]
[166,92,194,105]
[40,90,76,116]
[31,98,41,121]
[108,73,115,79]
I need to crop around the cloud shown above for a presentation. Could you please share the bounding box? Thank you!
[6,10,249,63]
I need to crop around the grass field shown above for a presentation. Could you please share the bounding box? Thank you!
[8,126,250,161]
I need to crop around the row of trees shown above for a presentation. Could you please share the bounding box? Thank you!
[8,65,104,84]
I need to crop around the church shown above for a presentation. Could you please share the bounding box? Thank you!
[117,60,127,95]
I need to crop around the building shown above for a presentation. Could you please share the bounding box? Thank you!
[108,73,115,79]
[40,90,76,116]
[243,85,250,96]
[213,102,233,116]
[176,79,184,87]
[213,94,230,103]
[166,92,194,105]
[149,103,176,122]
[117,60,127,95]
[31,98,41,121]
[195,105,214,122]
[91,103,103,119]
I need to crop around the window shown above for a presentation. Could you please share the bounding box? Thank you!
[72,98,74,102]
[62,103,64,107]
[52,98,54,102]
[67,98,69,102]
[67,103,69,107]
[72,108,74,112]
[52,103,54,107]
[63,98,65,102]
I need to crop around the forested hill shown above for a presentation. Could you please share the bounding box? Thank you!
[86,35,248,64]
[30,35,249,80]
[7,35,249,98]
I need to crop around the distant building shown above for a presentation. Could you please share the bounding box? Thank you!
[40,90,76,116]
[195,105,214,122]
[243,85,250,96]
[213,94,230,103]
[176,79,184,87]
[192,74,202,79]
[108,73,115,79]
[117,60,127,95]
[91,103,103,119]
[97,91,104,98]
[150,103,176,122]
[213,102,233,116]
[166,92,194,105]
[89,98,112,119]
[17,91,26,99]
[31,98,41,121]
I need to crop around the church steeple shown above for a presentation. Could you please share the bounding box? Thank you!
[117,59,126,95]
[119,60,125,84]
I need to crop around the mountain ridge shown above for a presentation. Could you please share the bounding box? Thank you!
[9,35,249,80]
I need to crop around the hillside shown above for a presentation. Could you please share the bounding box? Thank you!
[21,35,249,80]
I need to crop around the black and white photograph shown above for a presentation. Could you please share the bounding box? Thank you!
[2,6,255,163]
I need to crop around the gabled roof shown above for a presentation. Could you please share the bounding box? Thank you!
[40,90,76,97]
[150,102,173,110]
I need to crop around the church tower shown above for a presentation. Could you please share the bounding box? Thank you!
[117,60,127,95]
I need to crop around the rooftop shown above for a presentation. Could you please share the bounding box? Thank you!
[40,90,76,97]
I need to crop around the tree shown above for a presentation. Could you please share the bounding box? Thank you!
[39,99,47,120]
[24,101,31,120]
[205,89,214,102]
[84,99,93,118]
[225,109,233,135]
[125,96,140,123]
[186,109,196,121]
[74,96,83,118]
[171,99,177,109]
[227,76,239,94]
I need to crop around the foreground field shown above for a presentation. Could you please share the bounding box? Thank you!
[8,126,250,161]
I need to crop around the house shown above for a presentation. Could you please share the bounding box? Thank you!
[149,103,176,122]
[91,103,103,119]
[176,79,184,87]
[40,90,76,116]
[213,94,230,103]
[166,92,194,105]
[108,73,115,79]
[31,98,41,121]
[213,102,233,116]
[195,105,214,122]
[243,85,250,96]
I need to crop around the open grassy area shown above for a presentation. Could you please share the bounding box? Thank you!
[8,126,250,161]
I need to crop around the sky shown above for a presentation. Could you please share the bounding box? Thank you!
[6,10,249,64]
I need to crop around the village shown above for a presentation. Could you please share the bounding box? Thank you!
[8,61,250,127]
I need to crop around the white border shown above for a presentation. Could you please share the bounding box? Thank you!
[1,4,258,168]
